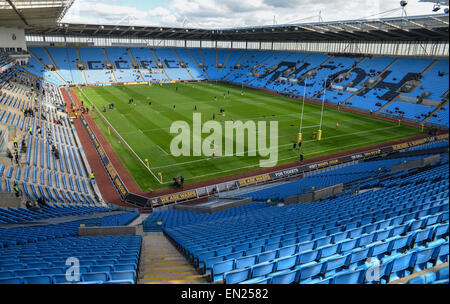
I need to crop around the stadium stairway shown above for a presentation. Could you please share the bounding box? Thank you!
[172,49,195,81]
[246,52,280,86]
[27,49,67,86]
[220,49,232,73]
[43,48,58,72]
[127,213,148,226]
[389,261,449,284]
[222,50,248,80]
[186,49,204,78]
[422,99,449,124]
[421,60,438,77]
[199,50,210,80]
[127,49,145,82]
[376,92,405,114]
[75,48,88,86]
[150,49,171,81]
[102,48,117,83]
[138,232,208,284]
[376,59,441,116]
[322,57,367,98]
[350,57,399,100]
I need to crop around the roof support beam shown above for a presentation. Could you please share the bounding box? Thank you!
[6,0,29,26]
[406,19,447,36]
[431,16,448,25]
[92,26,103,35]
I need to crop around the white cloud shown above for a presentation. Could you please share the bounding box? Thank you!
[62,0,444,28]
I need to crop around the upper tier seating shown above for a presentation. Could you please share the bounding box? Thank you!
[20,47,449,127]
[78,47,114,84]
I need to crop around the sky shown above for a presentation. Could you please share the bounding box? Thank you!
[62,0,447,28]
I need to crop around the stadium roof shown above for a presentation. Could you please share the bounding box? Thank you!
[419,0,449,5]
[0,0,74,27]
[24,14,449,42]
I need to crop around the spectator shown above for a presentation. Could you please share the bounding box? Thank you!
[14,149,19,164]
[173,177,180,188]
[21,139,27,153]
[36,196,48,208]
[13,182,20,197]
[25,200,35,210]
[7,149,13,163]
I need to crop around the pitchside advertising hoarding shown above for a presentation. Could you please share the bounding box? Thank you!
[80,116,129,200]
[150,190,198,207]
[234,134,446,189]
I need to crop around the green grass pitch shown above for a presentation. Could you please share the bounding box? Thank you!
[73,82,423,191]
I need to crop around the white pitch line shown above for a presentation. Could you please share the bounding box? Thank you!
[150,125,399,169]
[177,137,400,181]
[79,88,163,184]
[156,144,169,156]
[117,112,349,136]
[81,85,403,183]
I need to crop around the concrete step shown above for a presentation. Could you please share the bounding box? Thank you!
[142,268,197,274]
[142,278,208,284]
[142,274,208,282]
[141,264,194,271]
[139,234,208,284]
[128,213,148,226]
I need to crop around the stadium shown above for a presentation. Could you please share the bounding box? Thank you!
[0,0,449,288]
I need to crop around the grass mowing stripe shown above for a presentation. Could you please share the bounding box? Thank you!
[74,83,422,190]
[78,87,163,184]
[150,124,400,169]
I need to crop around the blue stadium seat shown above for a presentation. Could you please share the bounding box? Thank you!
[113,265,137,276]
[240,277,272,284]
[106,271,135,284]
[333,269,366,284]
[235,255,258,269]
[23,275,52,284]
[90,266,113,274]
[271,270,297,284]
[386,252,416,283]
[251,262,275,278]
[0,271,14,279]
[433,266,449,284]
[296,262,325,284]
[224,268,251,284]
[211,260,235,282]
[81,272,109,283]
[258,250,277,263]
[0,277,23,284]
[14,269,41,277]
[323,255,351,278]
[269,255,298,277]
